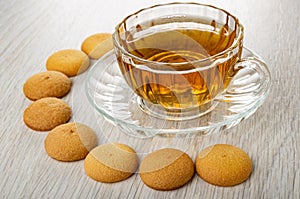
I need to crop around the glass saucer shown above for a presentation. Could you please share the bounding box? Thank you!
[85,47,271,138]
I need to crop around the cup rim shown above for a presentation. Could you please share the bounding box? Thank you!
[112,2,244,72]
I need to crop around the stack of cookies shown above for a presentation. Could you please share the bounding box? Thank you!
[22,33,253,191]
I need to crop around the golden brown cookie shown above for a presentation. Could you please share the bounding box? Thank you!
[46,49,90,77]
[44,123,98,162]
[81,33,113,59]
[23,71,71,100]
[84,143,138,183]
[23,97,71,131]
[195,144,252,187]
[139,148,194,191]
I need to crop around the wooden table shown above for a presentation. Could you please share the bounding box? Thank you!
[1,0,299,198]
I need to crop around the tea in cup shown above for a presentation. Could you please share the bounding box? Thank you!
[113,3,244,118]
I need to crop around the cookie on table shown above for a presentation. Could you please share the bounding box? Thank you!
[195,144,252,187]
[139,148,194,191]
[81,33,113,59]
[46,49,90,77]
[23,97,71,131]
[84,143,138,183]
[23,71,71,101]
[44,123,98,162]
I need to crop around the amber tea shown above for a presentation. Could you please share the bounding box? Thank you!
[116,16,241,110]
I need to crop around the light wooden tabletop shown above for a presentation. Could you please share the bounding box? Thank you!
[1,0,299,198]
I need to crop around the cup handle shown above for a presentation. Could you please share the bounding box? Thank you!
[216,56,271,102]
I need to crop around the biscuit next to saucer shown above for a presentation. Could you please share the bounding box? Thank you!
[139,148,194,191]
[84,143,138,183]
[195,144,252,187]
[23,71,71,100]
[23,97,71,131]
[46,49,90,77]
[81,33,113,59]
[44,123,98,162]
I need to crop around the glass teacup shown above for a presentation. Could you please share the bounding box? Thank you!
[113,3,245,119]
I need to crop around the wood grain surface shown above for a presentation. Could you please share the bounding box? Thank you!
[0,0,299,198]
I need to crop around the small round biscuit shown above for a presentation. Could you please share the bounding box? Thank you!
[23,71,71,100]
[139,148,194,191]
[23,97,71,131]
[44,123,98,162]
[84,143,138,183]
[81,33,113,59]
[195,144,252,187]
[46,49,90,77]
